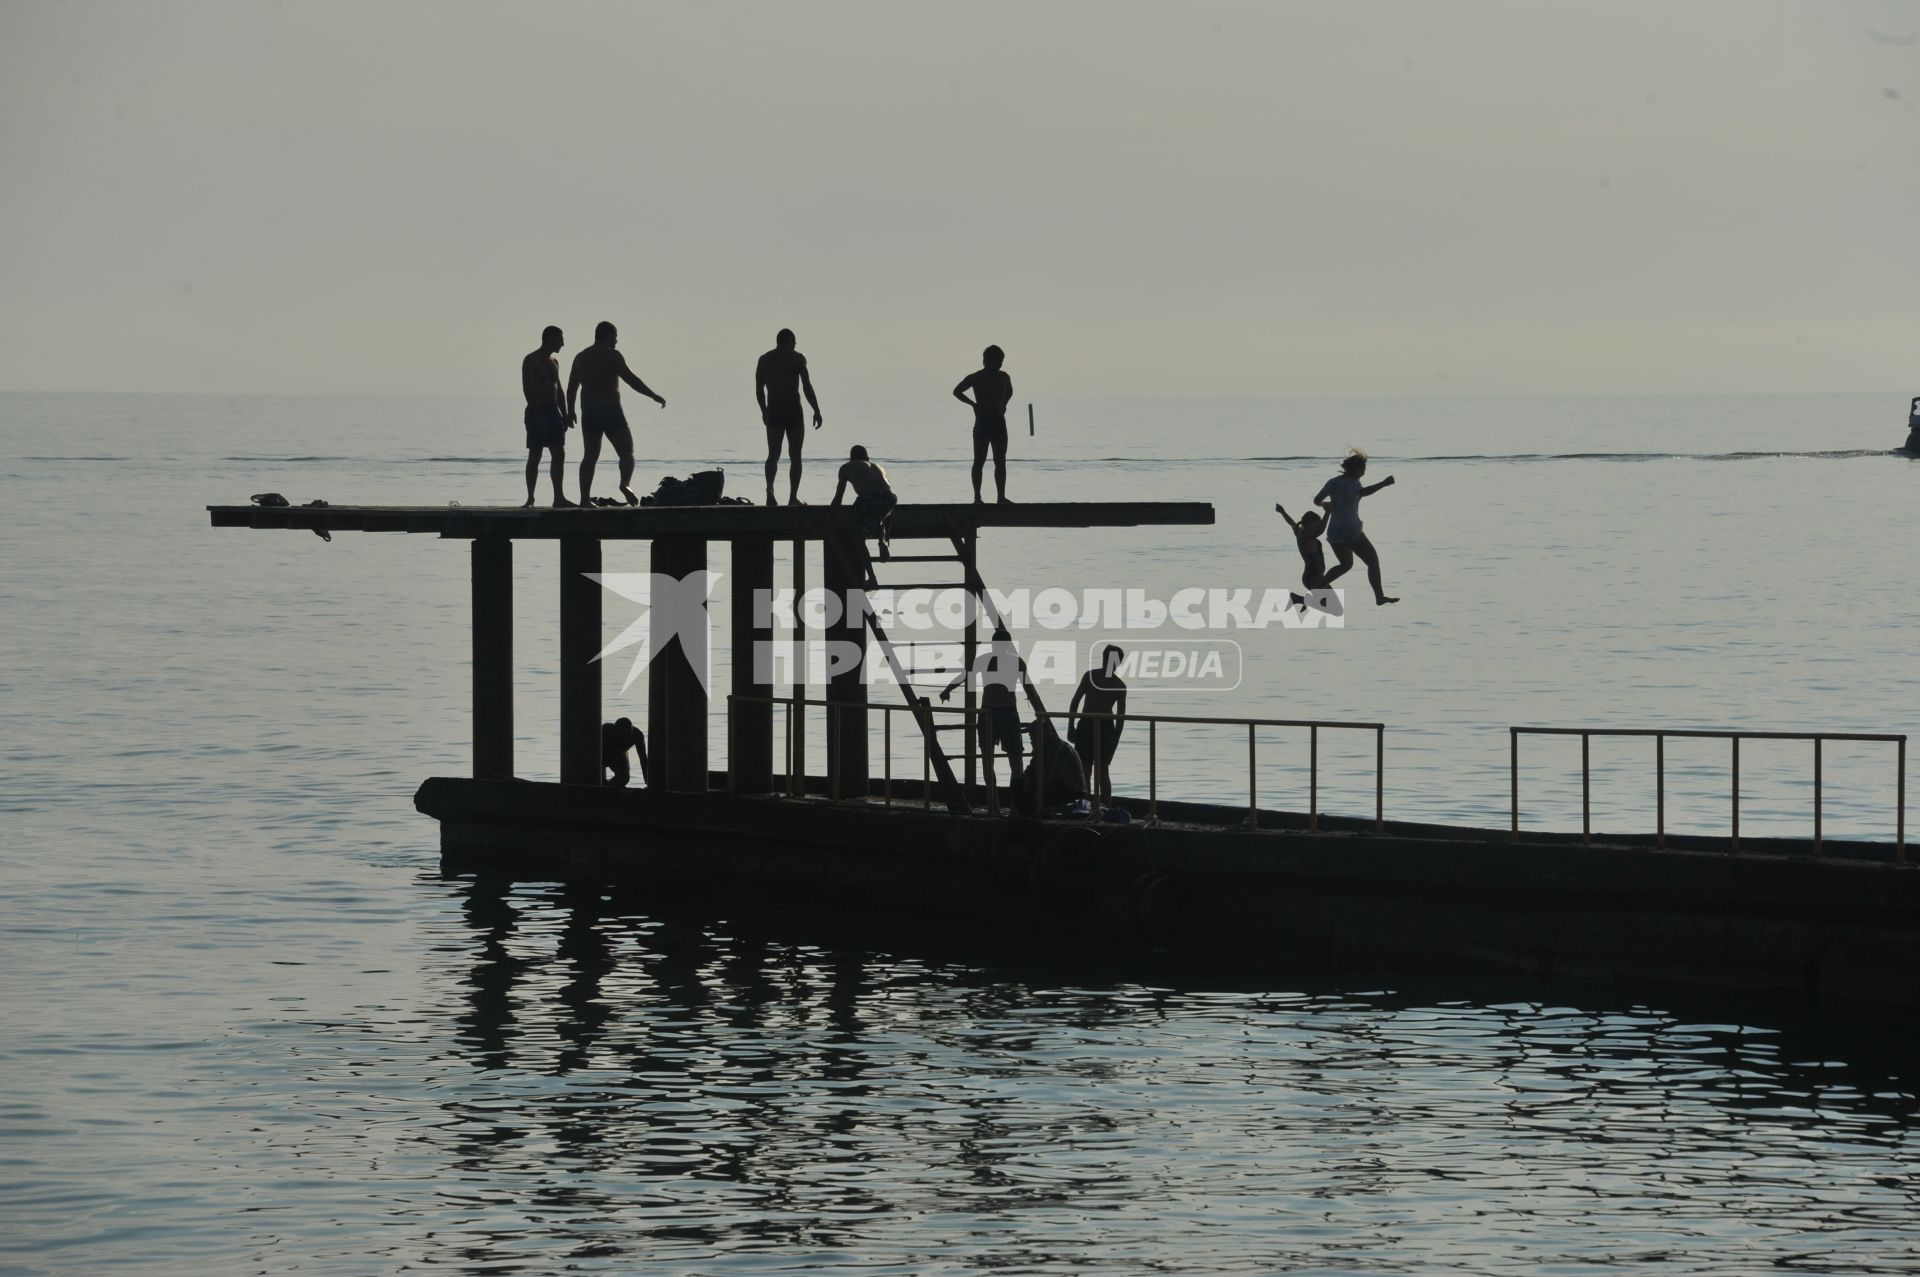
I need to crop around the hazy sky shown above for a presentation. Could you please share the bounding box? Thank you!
[2,0,1916,398]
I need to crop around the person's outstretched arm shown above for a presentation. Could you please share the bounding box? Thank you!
[800,355,823,428]
[939,669,966,701]
[1362,475,1396,495]
[617,353,666,406]
[952,372,977,408]
[1312,478,1335,509]
[1274,503,1301,532]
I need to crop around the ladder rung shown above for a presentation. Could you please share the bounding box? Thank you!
[878,554,963,563]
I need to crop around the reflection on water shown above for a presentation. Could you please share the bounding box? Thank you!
[413,873,1920,1275]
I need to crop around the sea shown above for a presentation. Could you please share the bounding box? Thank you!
[1,389,1915,1274]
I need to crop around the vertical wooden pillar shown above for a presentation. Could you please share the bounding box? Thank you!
[558,537,602,786]
[730,535,775,793]
[472,537,514,780]
[791,536,807,792]
[824,530,869,799]
[961,530,978,797]
[648,536,709,791]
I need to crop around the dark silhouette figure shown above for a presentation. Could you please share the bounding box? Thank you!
[1067,643,1127,809]
[953,345,1014,504]
[756,329,823,506]
[521,325,575,508]
[1315,450,1399,606]
[602,717,651,787]
[568,321,665,506]
[830,444,897,559]
[939,626,1026,814]
[1274,501,1343,616]
[1017,717,1090,815]
[1907,397,1920,453]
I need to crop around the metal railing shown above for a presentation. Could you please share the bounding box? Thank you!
[726,694,1386,830]
[1510,727,1907,860]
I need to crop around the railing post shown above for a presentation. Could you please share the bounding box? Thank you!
[1309,724,1319,832]
[1581,732,1591,845]
[1730,736,1740,853]
[884,709,892,808]
[1510,728,1519,842]
[1149,719,1158,824]
[784,698,795,797]
[922,722,931,811]
[726,696,737,795]
[1898,737,1907,866]
[1247,723,1257,830]
[1813,736,1822,854]
[831,702,843,802]
[1374,725,1384,832]
[1656,733,1665,849]
[1037,715,1046,815]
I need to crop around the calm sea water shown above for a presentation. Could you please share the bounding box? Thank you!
[1,390,1916,1274]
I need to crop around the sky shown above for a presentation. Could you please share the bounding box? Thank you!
[1,0,1917,399]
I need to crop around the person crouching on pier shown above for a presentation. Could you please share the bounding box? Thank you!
[1067,643,1127,810]
[939,626,1026,815]
[602,717,650,787]
[830,445,897,560]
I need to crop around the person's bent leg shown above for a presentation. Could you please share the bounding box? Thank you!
[610,423,638,505]
[1354,535,1396,604]
[1323,542,1355,585]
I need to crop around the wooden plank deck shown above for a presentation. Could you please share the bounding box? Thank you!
[208,501,1215,540]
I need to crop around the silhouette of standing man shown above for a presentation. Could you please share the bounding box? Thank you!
[756,328,822,505]
[568,321,665,506]
[520,325,575,508]
[954,344,1013,504]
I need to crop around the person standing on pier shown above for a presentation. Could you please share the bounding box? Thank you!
[520,325,575,508]
[939,626,1027,814]
[1314,450,1399,606]
[953,345,1014,504]
[756,328,823,505]
[1067,644,1128,810]
[567,321,666,506]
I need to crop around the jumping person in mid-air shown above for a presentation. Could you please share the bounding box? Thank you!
[756,328,823,505]
[1274,501,1342,615]
[1314,449,1398,606]
[953,345,1014,504]
[520,325,575,508]
[567,321,665,506]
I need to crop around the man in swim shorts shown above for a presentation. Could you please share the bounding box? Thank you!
[756,328,823,505]
[567,320,666,506]
[520,325,575,508]
[953,344,1014,504]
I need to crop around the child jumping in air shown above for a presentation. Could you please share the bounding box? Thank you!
[1274,501,1343,616]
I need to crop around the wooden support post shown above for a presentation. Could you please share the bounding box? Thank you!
[471,537,513,780]
[649,536,709,792]
[792,537,807,792]
[558,536,602,786]
[961,531,978,798]
[730,535,774,793]
[824,530,869,800]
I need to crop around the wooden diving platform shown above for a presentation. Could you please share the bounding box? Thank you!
[207,500,1215,539]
